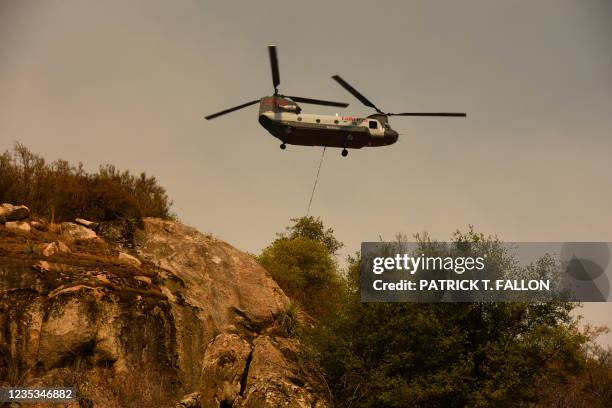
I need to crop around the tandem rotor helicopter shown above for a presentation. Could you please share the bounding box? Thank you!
[205,46,466,157]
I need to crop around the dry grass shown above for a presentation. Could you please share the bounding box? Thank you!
[30,357,178,408]
[0,348,32,387]
[78,368,177,408]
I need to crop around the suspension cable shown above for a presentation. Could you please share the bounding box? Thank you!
[306,147,326,216]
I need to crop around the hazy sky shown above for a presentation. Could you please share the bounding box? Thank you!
[1,1,611,340]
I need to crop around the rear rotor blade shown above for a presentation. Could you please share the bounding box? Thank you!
[331,75,383,113]
[268,45,280,91]
[287,96,348,108]
[204,99,260,120]
[390,112,467,117]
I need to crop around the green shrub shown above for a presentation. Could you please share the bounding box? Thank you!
[277,301,301,337]
[258,216,345,319]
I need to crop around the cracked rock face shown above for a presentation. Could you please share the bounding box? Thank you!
[199,333,251,407]
[234,335,327,408]
[1,216,328,407]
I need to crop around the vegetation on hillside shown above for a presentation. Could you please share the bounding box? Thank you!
[257,216,344,318]
[0,143,173,223]
[4,143,610,406]
[260,217,612,407]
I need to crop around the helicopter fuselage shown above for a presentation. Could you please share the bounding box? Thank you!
[257,96,398,149]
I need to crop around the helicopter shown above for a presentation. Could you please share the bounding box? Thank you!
[205,46,466,157]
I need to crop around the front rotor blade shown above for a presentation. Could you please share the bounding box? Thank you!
[331,75,382,113]
[390,112,467,117]
[204,99,260,120]
[287,96,348,108]
[268,45,280,91]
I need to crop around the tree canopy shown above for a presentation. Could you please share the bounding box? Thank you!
[284,216,344,255]
[260,221,596,407]
[257,216,344,318]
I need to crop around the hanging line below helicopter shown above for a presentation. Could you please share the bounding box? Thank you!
[306,147,326,216]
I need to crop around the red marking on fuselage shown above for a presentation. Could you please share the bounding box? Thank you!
[261,97,293,108]
[341,116,365,122]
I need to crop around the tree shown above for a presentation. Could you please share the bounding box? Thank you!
[284,216,343,255]
[303,228,588,407]
[531,325,612,408]
[258,216,344,318]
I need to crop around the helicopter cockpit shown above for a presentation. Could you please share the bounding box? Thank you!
[367,113,390,129]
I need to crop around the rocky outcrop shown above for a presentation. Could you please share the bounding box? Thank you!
[236,335,326,408]
[176,392,201,407]
[0,203,30,222]
[117,251,141,267]
[60,222,99,242]
[199,333,251,407]
[197,332,327,408]
[75,218,99,229]
[5,221,31,233]
[41,241,71,257]
[0,207,328,407]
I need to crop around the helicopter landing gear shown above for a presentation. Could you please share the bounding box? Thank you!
[280,143,287,150]
[341,148,348,157]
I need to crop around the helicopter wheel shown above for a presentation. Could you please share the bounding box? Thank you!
[341,148,348,157]
[280,143,287,150]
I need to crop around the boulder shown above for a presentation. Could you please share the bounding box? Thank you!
[37,297,99,370]
[0,203,30,221]
[176,392,201,408]
[42,241,71,257]
[117,251,141,267]
[75,218,99,229]
[42,242,57,257]
[30,220,48,231]
[236,335,326,408]
[137,218,289,334]
[134,275,152,284]
[199,334,252,408]
[60,222,98,241]
[5,221,31,233]
[57,241,71,253]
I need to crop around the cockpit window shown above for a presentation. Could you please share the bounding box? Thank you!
[369,121,378,129]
